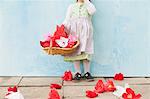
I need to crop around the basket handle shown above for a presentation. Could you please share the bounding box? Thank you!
[48,38,53,54]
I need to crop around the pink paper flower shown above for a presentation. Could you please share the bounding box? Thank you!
[68,34,78,43]
[44,33,52,41]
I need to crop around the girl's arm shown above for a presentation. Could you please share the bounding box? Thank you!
[63,5,72,25]
[84,0,96,15]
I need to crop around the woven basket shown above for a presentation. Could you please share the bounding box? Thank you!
[42,40,79,55]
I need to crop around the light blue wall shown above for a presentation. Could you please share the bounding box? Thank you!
[0,0,150,76]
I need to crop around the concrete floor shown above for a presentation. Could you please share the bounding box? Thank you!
[0,77,150,99]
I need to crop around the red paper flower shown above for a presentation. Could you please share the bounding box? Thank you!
[48,89,60,99]
[62,71,73,81]
[51,35,61,47]
[50,84,62,89]
[114,73,124,80]
[8,86,18,92]
[122,88,141,99]
[104,80,116,92]
[40,24,78,49]
[40,41,50,48]
[6,86,18,96]
[51,25,69,47]
[86,90,98,98]
[53,25,68,38]
[94,80,105,93]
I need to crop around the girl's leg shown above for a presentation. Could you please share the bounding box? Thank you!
[83,59,94,81]
[83,59,90,73]
[73,60,81,74]
[73,60,82,80]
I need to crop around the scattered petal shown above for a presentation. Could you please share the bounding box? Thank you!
[86,90,98,98]
[50,84,62,89]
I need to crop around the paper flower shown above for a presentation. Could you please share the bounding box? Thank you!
[113,83,130,98]
[40,41,50,48]
[94,80,105,93]
[40,33,52,48]
[5,91,24,99]
[8,86,18,92]
[66,41,77,48]
[53,25,68,38]
[51,35,60,47]
[43,33,52,41]
[94,80,116,93]
[48,89,60,99]
[50,84,62,89]
[122,88,141,99]
[104,80,116,92]
[65,34,78,48]
[55,37,69,48]
[5,86,24,99]
[40,24,78,49]
[86,90,98,98]
[62,71,73,81]
[51,25,69,47]
[68,34,78,43]
[114,73,124,81]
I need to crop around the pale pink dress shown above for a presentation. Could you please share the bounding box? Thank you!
[63,0,96,61]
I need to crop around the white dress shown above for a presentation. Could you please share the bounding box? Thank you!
[63,0,96,61]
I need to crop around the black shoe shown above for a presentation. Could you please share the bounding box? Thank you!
[83,72,94,81]
[73,72,82,81]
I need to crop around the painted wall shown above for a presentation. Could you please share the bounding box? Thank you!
[0,0,149,76]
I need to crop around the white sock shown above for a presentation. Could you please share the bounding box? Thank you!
[74,60,81,74]
[83,59,90,73]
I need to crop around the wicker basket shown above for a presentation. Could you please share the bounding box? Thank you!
[42,40,79,55]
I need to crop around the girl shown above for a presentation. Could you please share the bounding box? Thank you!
[63,0,96,81]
